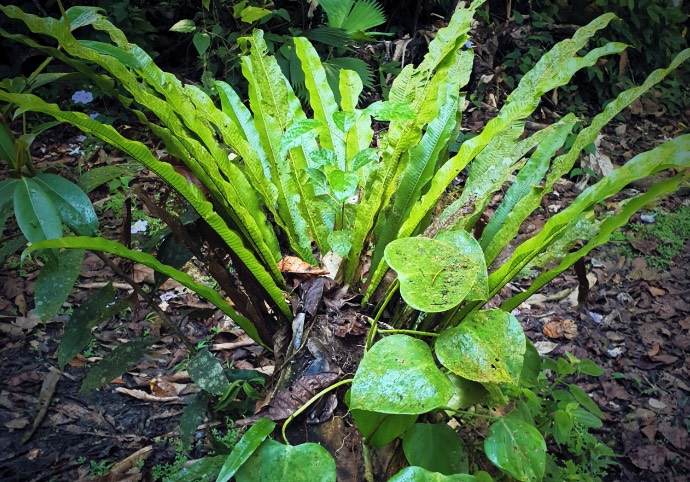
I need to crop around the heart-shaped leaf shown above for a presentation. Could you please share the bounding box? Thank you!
[235,440,336,482]
[402,423,468,475]
[436,309,526,385]
[435,230,488,301]
[384,237,480,312]
[484,416,546,481]
[388,466,479,481]
[350,335,454,414]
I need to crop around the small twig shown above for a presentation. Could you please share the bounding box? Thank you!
[93,251,197,354]
[362,441,374,482]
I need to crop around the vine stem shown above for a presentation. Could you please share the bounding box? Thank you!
[362,441,374,482]
[282,378,353,445]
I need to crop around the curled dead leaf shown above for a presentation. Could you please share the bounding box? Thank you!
[277,256,329,276]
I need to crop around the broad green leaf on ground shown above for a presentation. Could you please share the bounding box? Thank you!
[384,237,480,312]
[484,416,546,481]
[187,349,230,396]
[402,423,468,475]
[164,455,225,482]
[436,310,526,385]
[33,173,98,235]
[179,392,207,446]
[34,248,84,321]
[22,236,268,347]
[235,440,336,482]
[389,466,479,482]
[519,340,541,388]
[80,337,157,393]
[58,282,128,368]
[154,235,194,287]
[217,417,276,482]
[13,178,63,243]
[350,335,454,414]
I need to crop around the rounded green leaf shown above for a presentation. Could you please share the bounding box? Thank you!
[351,335,454,414]
[436,310,526,385]
[402,423,468,475]
[13,178,63,243]
[389,466,479,482]
[235,440,335,482]
[169,19,196,32]
[327,169,359,202]
[384,237,480,313]
[34,173,98,235]
[483,417,546,481]
[435,230,488,301]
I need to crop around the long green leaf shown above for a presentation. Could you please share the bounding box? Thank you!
[242,31,326,259]
[294,37,345,167]
[488,134,690,305]
[397,16,625,249]
[479,116,577,264]
[0,90,290,320]
[22,236,270,348]
[13,178,63,243]
[502,174,685,311]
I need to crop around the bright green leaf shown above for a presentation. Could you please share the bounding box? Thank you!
[351,334,454,414]
[169,19,196,32]
[436,309,526,385]
[389,466,479,482]
[384,237,480,312]
[217,417,276,482]
[484,416,546,481]
[327,169,359,202]
[239,6,273,23]
[235,440,336,482]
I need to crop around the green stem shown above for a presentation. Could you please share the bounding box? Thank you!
[377,328,438,337]
[362,441,374,482]
[365,279,399,351]
[282,378,353,445]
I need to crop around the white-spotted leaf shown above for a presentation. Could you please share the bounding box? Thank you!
[436,309,526,385]
[351,335,454,414]
[384,237,480,312]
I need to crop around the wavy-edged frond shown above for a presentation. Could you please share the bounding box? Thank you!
[0,89,291,321]
[22,236,269,347]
